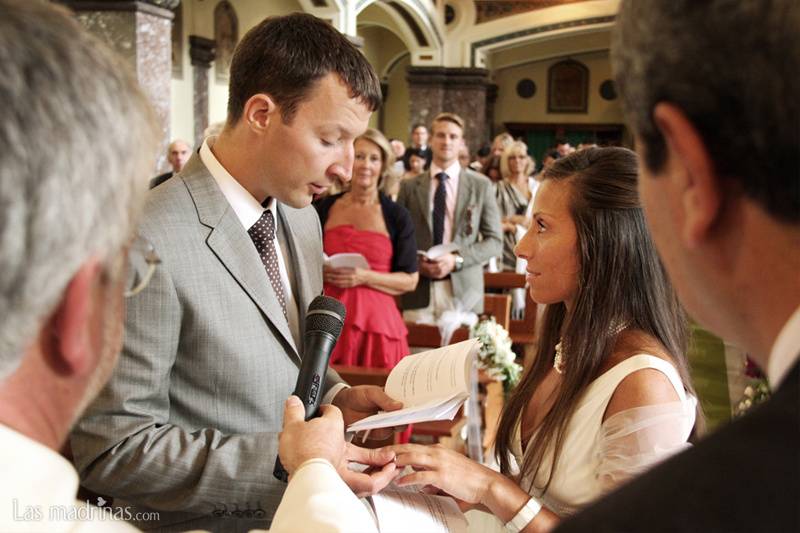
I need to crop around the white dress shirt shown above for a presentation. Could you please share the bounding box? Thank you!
[0,425,137,532]
[427,161,461,244]
[767,304,800,387]
[200,138,302,350]
[200,137,347,403]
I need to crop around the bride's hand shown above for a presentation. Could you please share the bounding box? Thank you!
[390,444,556,530]
[388,444,503,507]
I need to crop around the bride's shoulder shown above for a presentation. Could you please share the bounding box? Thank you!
[600,330,682,421]
[602,329,675,370]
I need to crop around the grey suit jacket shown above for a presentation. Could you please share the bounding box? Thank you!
[396,167,502,313]
[70,154,344,532]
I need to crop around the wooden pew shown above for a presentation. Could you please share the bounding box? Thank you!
[405,293,512,348]
[483,272,537,345]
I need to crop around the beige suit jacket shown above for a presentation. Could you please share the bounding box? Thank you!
[396,167,502,313]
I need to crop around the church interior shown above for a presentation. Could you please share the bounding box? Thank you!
[47,1,775,530]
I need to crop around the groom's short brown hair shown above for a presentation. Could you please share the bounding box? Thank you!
[227,12,382,125]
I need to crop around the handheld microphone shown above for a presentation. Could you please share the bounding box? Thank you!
[273,295,346,482]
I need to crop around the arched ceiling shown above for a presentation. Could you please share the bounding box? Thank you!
[296,0,617,69]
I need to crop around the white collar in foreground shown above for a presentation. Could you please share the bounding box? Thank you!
[199,136,274,230]
[767,304,800,388]
[0,423,79,512]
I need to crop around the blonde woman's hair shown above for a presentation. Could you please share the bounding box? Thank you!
[356,128,395,187]
[500,140,534,179]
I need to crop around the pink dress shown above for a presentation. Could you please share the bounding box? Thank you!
[323,225,410,368]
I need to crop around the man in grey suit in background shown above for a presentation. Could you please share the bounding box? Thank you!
[71,13,401,532]
[397,112,502,320]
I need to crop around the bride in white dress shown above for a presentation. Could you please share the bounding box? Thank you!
[389,147,701,532]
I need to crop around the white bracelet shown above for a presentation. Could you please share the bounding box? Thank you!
[505,497,543,532]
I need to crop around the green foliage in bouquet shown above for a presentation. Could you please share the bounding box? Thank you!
[470,317,522,393]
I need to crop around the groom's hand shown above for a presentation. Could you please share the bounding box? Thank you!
[337,444,397,497]
[278,396,346,475]
[332,385,403,440]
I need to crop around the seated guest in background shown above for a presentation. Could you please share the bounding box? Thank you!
[470,144,492,172]
[389,137,406,175]
[402,123,432,170]
[0,1,157,530]
[149,138,191,189]
[484,154,502,183]
[397,112,502,322]
[380,136,406,202]
[491,132,514,157]
[495,141,537,271]
[402,147,428,180]
[554,137,574,158]
[539,149,560,174]
[315,128,419,368]
[390,147,700,531]
[558,1,799,531]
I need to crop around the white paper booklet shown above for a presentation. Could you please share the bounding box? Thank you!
[417,242,459,260]
[370,485,468,533]
[347,338,479,433]
[323,252,370,269]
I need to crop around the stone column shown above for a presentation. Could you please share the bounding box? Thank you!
[485,83,499,142]
[406,67,491,153]
[189,36,216,148]
[65,0,177,173]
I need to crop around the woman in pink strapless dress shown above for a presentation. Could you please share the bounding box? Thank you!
[314,128,419,369]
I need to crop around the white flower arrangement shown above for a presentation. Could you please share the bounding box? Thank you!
[734,379,771,418]
[470,317,523,392]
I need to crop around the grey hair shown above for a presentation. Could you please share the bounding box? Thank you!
[612,0,800,223]
[0,0,158,378]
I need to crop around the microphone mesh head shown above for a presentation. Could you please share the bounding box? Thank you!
[305,295,346,339]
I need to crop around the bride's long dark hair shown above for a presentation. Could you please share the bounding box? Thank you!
[494,147,700,494]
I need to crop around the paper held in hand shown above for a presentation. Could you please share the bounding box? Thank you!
[417,243,459,261]
[347,338,480,433]
[370,483,468,533]
[323,252,370,269]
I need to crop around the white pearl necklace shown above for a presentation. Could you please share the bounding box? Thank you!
[553,322,629,375]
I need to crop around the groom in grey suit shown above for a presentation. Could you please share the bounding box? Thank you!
[397,112,502,319]
[71,13,401,532]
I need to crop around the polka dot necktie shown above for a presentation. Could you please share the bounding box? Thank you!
[432,172,449,246]
[248,209,287,320]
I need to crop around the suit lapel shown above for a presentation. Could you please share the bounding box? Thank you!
[415,172,433,234]
[453,168,473,239]
[183,157,299,359]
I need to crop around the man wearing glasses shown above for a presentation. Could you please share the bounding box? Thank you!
[0,1,157,530]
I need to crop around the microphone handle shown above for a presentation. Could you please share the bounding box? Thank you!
[273,331,338,482]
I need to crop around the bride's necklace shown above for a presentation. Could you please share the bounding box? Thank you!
[553,322,630,375]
